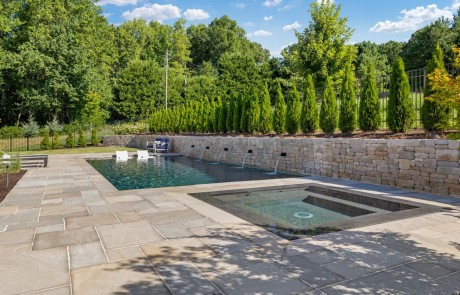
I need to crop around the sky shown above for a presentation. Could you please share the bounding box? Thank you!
[99,0,460,57]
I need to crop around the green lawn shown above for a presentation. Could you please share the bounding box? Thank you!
[16,146,138,155]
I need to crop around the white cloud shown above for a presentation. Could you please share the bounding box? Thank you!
[370,2,458,33]
[263,0,282,8]
[184,9,210,20]
[122,4,181,22]
[232,3,246,9]
[245,22,254,27]
[283,21,301,31]
[97,0,137,6]
[248,30,273,37]
[316,0,334,4]
[278,4,294,11]
[264,15,273,21]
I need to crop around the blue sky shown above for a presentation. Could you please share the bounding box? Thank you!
[99,0,460,57]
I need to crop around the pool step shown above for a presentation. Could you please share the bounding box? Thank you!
[304,192,389,215]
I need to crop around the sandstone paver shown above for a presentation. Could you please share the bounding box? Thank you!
[65,213,119,230]
[141,237,215,266]
[0,247,69,295]
[97,220,164,249]
[209,260,313,294]
[69,242,107,270]
[155,261,220,295]
[33,228,100,250]
[106,246,144,262]
[71,259,169,295]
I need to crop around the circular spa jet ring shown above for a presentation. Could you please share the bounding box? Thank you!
[294,212,314,219]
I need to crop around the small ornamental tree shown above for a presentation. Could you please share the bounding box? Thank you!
[77,126,86,147]
[421,43,450,131]
[22,116,39,151]
[301,74,319,133]
[359,64,381,131]
[259,83,273,134]
[339,63,357,134]
[65,127,75,148]
[388,57,414,133]
[40,128,51,150]
[319,76,338,135]
[286,85,302,134]
[426,47,460,137]
[247,89,260,134]
[91,129,99,146]
[52,131,60,149]
[273,81,287,134]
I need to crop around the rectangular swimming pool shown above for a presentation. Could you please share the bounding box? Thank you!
[191,185,438,240]
[86,156,300,190]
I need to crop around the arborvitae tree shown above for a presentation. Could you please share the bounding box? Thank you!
[65,128,75,148]
[233,94,242,132]
[339,64,357,134]
[52,131,60,149]
[198,101,206,133]
[218,100,227,133]
[421,43,450,131]
[226,95,235,132]
[247,90,260,134]
[301,74,319,133]
[77,126,86,147]
[240,95,249,133]
[319,76,338,135]
[206,97,214,132]
[273,81,287,134]
[359,64,381,131]
[213,97,221,133]
[40,128,51,150]
[286,85,302,134]
[388,57,414,133]
[259,83,273,134]
[91,129,99,146]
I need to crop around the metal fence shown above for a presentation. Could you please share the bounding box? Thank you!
[0,127,116,153]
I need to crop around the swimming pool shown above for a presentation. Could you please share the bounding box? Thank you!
[191,185,435,240]
[86,156,300,190]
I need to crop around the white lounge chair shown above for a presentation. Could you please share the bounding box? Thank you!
[137,150,149,160]
[116,151,129,162]
[2,153,10,159]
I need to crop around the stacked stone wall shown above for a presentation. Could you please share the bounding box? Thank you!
[103,135,460,196]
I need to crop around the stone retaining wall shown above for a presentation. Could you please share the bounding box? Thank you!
[103,135,460,196]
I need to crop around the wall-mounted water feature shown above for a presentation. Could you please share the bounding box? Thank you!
[208,147,228,165]
[183,145,195,157]
[198,146,210,161]
[267,152,287,175]
[239,150,253,169]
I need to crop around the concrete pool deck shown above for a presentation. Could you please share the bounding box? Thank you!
[0,153,459,295]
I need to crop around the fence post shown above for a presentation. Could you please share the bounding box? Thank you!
[9,135,12,152]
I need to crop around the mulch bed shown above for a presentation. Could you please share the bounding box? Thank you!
[0,170,26,204]
[156,129,456,140]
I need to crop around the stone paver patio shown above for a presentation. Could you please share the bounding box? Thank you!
[0,153,459,295]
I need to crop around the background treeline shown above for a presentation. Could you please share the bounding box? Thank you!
[1,0,459,131]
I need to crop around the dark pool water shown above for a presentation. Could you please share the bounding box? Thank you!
[86,156,300,190]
